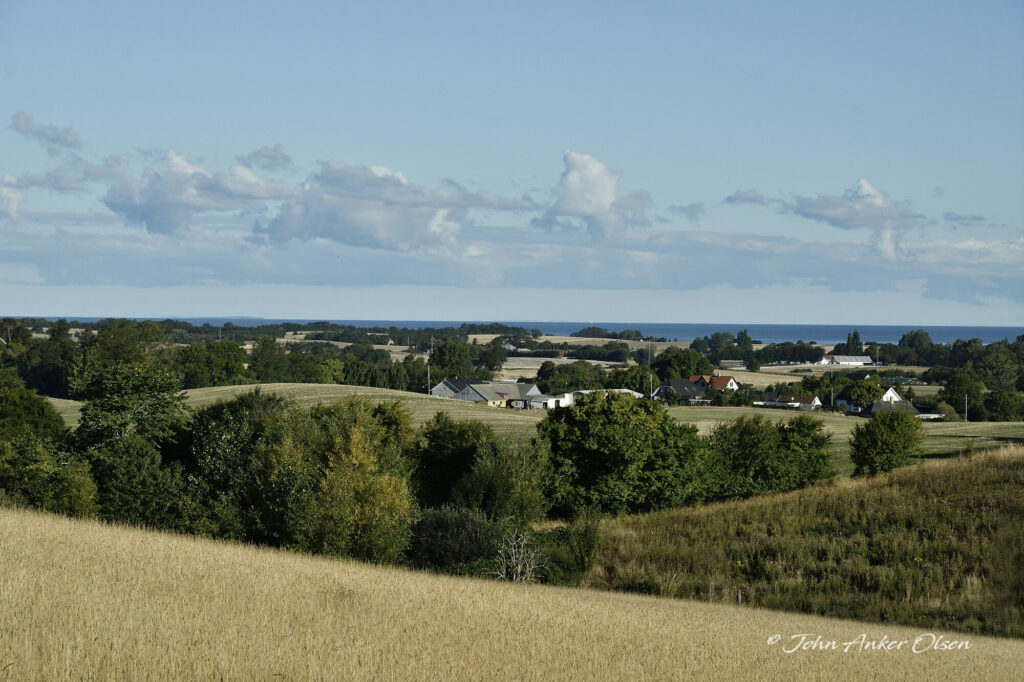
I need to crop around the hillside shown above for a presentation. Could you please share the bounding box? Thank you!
[2,507,1021,680]
[587,448,1024,639]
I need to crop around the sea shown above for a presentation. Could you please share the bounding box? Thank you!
[45,318,1024,346]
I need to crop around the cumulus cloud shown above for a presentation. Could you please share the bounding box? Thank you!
[104,151,292,234]
[10,111,82,155]
[943,212,986,228]
[782,179,924,258]
[533,150,651,239]
[723,189,767,204]
[258,161,525,251]
[237,144,293,171]
[668,202,705,224]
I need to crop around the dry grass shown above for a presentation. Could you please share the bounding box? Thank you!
[2,506,1020,680]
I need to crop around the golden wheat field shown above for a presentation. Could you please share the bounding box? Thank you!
[1,507,1021,681]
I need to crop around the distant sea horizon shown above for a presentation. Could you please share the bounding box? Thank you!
[22,317,1024,346]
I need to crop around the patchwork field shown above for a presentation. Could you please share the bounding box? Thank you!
[2,505,1020,680]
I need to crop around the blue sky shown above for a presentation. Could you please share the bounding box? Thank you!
[1,1,1022,324]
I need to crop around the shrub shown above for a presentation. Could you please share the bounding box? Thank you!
[0,434,97,517]
[407,506,505,573]
[0,375,66,442]
[541,515,600,586]
[539,391,705,516]
[850,411,924,476]
[451,435,548,526]
[412,412,497,508]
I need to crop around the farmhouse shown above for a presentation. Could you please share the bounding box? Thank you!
[836,386,903,414]
[653,379,709,404]
[756,394,822,410]
[863,399,919,417]
[689,375,739,391]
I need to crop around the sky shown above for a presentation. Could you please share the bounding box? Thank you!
[1,1,1022,325]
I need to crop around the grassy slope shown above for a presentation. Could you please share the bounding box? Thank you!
[587,448,1024,639]
[2,507,1021,680]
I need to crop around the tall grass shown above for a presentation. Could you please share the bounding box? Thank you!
[588,447,1024,638]
[2,505,1022,680]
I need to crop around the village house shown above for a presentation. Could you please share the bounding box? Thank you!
[755,393,823,410]
[835,386,903,413]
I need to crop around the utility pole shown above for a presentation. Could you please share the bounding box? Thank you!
[965,392,968,422]
[426,336,433,393]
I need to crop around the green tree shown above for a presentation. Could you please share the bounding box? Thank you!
[938,372,985,419]
[429,340,474,379]
[538,391,705,515]
[412,412,497,508]
[71,354,187,450]
[0,433,98,517]
[848,379,885,409]
[248,336,290,382]
[849,411,924,476]
[706,415,832,498]
[0,373,66,442]
[651,347,713,382]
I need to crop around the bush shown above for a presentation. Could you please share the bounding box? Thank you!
[0,434,97,517]
[706,415,832,498]
[451,435,548,526]
[0,375,66,442]
[407,506,506,573]
[539,391,705,516]
[541,515,600,586]
[412,412,497,508]
[850,411,924,476]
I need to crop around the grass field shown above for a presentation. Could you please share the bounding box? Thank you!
[48,385,1023,478]
[2,505,1020,680]
[587,447,1024,640]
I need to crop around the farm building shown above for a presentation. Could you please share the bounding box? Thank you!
[836,386,903,413]
[818,355,873,366]
[756,394,822,410]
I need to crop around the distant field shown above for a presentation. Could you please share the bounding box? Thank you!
[667,405,1024,477]
[49,386,1023,476]
[49,383,544,435]
[3,506,1020,680]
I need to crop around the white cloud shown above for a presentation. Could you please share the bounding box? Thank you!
[534,150,651,239]
[259,161,525,251]
[103,151,292,234]
[782,179,924,258]
[10,111,82,155]
[0,262,45,284]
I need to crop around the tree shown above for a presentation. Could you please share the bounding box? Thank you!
[847,380,885,409]
[0,433,97,517]
[849,411,924,476]
[248,336,290,382]
[538,391,705,515]
[429,341,474,379]
[706,415,832,497]
[412,412,497,508]
[0,373,66,442]
[938,372,985,420]
[71,354,187,450]
[651,347,712,382]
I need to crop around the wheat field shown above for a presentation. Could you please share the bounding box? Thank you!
[1,506,1020,681]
